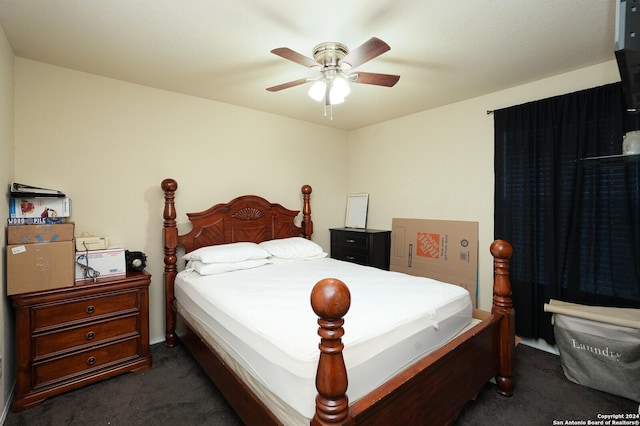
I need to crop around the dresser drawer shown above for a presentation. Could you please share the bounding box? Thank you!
[33,337,141,389]
[34,314,139,359]
[32,291,140,331]
[332,251,369,265]
[331,231,370,251]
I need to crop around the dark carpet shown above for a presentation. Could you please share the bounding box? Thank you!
[4,343,638,425]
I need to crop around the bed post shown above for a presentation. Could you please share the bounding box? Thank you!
[301,185,313,239]
[161,178,179,348]
[310,279,354,426]
[490,239,515,397]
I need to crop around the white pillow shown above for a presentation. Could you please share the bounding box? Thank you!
[259,237,324,259]
[268,252,328,264]
[182,242,269,263]
[188,258,269,275]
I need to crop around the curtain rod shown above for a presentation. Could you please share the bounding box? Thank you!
[488,108,640,115]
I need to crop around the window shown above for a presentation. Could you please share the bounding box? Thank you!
[494,82,640,343]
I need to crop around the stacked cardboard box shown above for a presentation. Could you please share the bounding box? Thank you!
[6,182,75,295]
[7,223,75,295]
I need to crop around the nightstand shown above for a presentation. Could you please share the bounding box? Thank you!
[329,228,391,270]
[11,271,152,412]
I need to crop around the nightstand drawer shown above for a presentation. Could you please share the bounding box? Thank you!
[331,232,370,250]
[34,314,139,358]
[33,337,140,389]
[332,251,369,265]
[32,291,140,331]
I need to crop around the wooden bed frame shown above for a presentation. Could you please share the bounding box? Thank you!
[161,178,514,425]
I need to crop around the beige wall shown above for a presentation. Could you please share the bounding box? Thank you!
[347,60,621,311]
[3,49,622,417]
[0,24,15,421]
[13,58,349,346]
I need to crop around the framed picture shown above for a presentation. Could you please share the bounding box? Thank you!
[345,193,369,228]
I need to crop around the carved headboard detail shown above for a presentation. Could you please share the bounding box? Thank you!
[178,192,311,252]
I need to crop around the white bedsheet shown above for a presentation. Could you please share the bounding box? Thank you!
[175,257,472,422]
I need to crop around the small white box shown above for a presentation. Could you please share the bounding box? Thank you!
[75,247,126,281]
[76,236,109,251]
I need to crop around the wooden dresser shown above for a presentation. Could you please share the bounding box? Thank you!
[329,227,391,270]
[11,271,152,412]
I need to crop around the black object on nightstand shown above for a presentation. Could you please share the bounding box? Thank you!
[329,227,391,270]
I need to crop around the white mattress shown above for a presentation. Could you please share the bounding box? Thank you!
[175,257,472,423]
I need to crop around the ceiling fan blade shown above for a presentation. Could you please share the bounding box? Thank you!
[339,37,390,69]
[266,78,309,92]
[350,72,400,87]
[271,48,321,68]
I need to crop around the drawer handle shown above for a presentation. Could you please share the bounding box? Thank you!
[87,356,96,366]
[86,306,95,314]
[86,331,95,340]
[346,256,356,261]
[346,239,356,243]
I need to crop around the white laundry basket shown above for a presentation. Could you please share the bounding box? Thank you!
[544,299,640,402]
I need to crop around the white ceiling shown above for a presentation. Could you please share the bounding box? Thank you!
[0,0,618,131]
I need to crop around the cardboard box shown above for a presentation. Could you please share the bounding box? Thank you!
[390,218,479,307]
[9,197,71,218]
[7,241,75,295]
[7,223,75,245]
[75,247,126,282]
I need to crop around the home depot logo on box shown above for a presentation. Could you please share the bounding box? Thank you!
[417,232,440,258]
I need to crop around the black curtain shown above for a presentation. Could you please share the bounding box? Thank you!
[494,82,640,343]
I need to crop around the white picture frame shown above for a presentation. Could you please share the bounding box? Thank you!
[345,193,369,228]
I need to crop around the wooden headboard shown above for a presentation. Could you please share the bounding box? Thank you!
[161,178,313,344]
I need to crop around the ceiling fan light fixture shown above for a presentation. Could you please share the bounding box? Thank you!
[308,80,326,102]
[308,75,350,105]
[331,75,351,99]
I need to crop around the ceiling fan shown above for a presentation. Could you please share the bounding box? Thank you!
[266,37,400,109]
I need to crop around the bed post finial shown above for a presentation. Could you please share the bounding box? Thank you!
[301,185,313,239]
[490,239,515,397]
[310,278,354,426]
[162,178,179,347]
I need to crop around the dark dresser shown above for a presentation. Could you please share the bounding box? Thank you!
[329,227,391,270]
